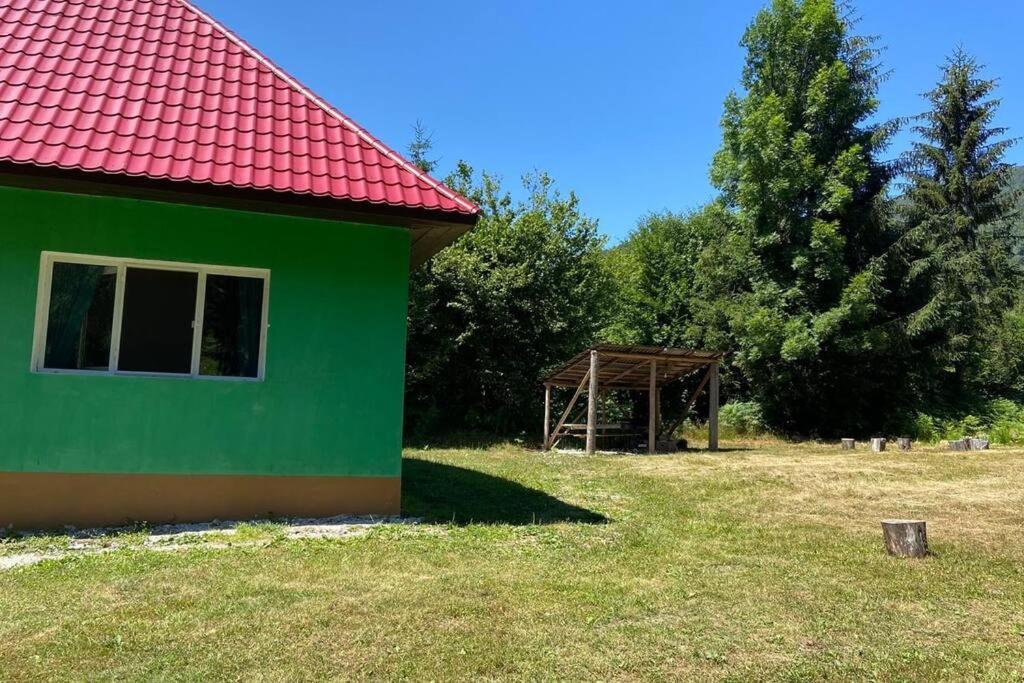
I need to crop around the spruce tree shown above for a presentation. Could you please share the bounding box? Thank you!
[900,49,1020,399]
[407,120,438,174]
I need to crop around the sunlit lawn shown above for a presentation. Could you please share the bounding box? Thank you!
[2,440,1024,680]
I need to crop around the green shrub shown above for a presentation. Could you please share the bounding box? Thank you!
[718,401,767,436]
[988,399,1024,423]
[911,399,1024,445]
[987,400,1024,445]
[912,413,938,443]
[990,421,1017,445]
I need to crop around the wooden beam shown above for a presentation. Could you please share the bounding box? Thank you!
[563,404,589,435]
[586,351,720,364]
[548,396,593,446]
[709,363,720,452]
[648,360,657,454]
[543,383,552,451]
[659,366,713,441]
[586,351,599,454]
[604,360,647,385]
[551,381,664,391]
[546,370,590,451]
[547,359,700,379]
[547,366,701,387]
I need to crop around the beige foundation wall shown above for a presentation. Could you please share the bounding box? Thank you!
[0,472,401,530]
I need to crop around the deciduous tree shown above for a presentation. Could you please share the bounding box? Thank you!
[406,163,614,439]
[707,0,903,434]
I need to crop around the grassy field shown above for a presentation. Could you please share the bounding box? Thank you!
[2,441,1024,681]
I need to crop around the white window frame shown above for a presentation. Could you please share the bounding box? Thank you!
[31,251,271,382]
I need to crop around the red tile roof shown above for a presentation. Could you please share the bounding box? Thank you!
[0,0,479,219]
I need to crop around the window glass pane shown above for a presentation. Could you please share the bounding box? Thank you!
[200,274,265,378]
[118,268,198,374]
[43,262,116,370]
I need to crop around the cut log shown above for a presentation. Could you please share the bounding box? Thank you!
[841,438,855,450]
[870,437,886,452]
[948,436,989,451]
[897,437,912,451]
[881,519,929,558]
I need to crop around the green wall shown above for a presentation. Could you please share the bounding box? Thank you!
[0,185,410,477]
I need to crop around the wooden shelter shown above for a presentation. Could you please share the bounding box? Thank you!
[541,344,724,454]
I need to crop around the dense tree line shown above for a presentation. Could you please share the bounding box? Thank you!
[405,162,613,439]
[405,0,1021,441]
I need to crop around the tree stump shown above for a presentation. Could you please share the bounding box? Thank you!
[881,519,929,558]
[841,438,855,450]
[871,437,886,452]
[897,437,912,451]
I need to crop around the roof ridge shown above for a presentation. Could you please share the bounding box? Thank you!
[174,0,478,215]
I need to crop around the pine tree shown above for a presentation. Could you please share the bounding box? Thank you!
[708,0,902,434]
[900,49,1020,398]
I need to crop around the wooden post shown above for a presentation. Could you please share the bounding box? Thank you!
[881,520,928,558]
[708,363,719,452]
[648,361,657,454]
[586,351,599,455]
[655,387,662,443]
[543,384,552,451]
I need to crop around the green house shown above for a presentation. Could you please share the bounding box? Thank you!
[0,0,478,530]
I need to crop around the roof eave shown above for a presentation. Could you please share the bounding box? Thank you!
[0,162,479,267]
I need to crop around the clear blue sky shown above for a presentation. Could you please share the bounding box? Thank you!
[199,0,1024,243]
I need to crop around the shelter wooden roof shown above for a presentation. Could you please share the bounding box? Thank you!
[542,344,723,390]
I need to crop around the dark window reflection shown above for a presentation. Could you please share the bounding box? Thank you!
[44,262,116,370]
[118,268,198,374]
[200,274,265,378]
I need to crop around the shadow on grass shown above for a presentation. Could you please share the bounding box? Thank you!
[551,446,755,457]
[685,447,755,454]
[402,458,607,526]
[403,430,525,450]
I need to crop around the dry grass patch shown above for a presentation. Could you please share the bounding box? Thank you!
[627,441,1024,552]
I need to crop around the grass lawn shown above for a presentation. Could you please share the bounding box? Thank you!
[2,441,1024,681]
